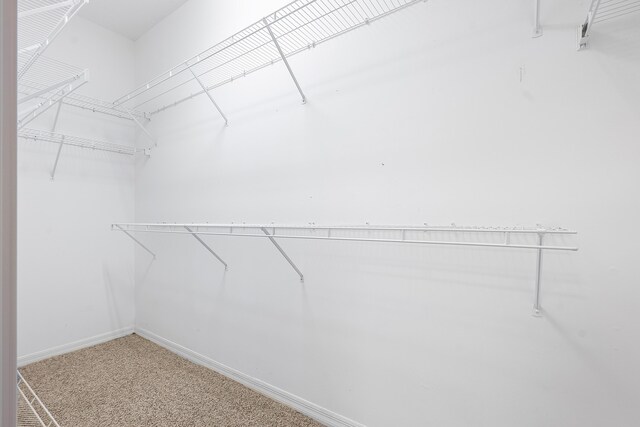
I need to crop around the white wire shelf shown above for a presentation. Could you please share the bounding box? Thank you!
[18,0,88,80]
[18,56,89,130]
[18,54,84,90]
[113,0,425,116]
[17,72,89,131]
[112,222,578,316]
[579,0,640,49]
[61,92,147,120]
[17,371,61,427]
[19,55,146,122]
[19,128,137,156]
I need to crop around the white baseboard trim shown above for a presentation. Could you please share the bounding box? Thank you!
[18,326,134,367]
[134,327,365,427]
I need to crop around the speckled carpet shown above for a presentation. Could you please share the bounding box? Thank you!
[19,334,324,427]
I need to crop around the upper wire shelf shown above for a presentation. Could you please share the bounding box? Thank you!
[19,128,137,156]
[18,0,88,80]
[113,0,424,115]
[579,0,640,48]
[594,0,640,23]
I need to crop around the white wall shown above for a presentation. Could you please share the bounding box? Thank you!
[17,17,137,359]
[132,1,640,426]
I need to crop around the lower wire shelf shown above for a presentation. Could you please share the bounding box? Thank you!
[17,371,61,427]
[112,223,579,316]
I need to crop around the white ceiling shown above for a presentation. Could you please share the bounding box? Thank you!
[79,0,190,41]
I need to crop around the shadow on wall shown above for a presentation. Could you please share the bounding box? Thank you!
[102,266,123,330]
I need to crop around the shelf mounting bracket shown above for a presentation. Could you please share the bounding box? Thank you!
[184,226,228,270]
[533,233,544,317]
[260,227,304,282]
[533,0,543,37]
[578,0,602,50]
[50,135,65,181]
[263,17,307,104]
[50,99,63,132]
[114,225,156,259]
[49,100,64,181]
[187,67,228,125]
[126,108,157,147]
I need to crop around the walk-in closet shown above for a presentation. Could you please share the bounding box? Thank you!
[1,0,639,426]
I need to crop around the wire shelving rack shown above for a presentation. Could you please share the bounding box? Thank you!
[18,0,88,80]
[19,55,147,122]
[579,0,640,49]
[113,222,578,316]
[113,0,426,116]
[17,371,61,427]
[18,56,89,130]
[61,92,147,121]
[19,128,137,156]
[19,127,136,180]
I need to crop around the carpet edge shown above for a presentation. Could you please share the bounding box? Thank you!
[134,326,366,427]
[18,326,135,367]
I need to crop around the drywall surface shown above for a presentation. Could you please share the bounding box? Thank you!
[17,18,136,359]
[133,0,640,426]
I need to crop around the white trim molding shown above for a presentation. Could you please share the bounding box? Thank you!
[18,327,134,367]
[135,327,366,427]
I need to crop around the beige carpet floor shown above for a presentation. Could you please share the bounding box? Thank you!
[19,334,324,427]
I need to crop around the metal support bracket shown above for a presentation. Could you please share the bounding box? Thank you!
[114,225,156,259]
[127,108,156,147]
[533,0,543,37]
[533,233,544,317]
[187,66,228,125]
[50,99,63,132]
[48,100,65,181]
[50,135,65,181]
[184,226,228,270]
[578,0,602,50]
[263,17,307,104]
[260,227,304,282]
